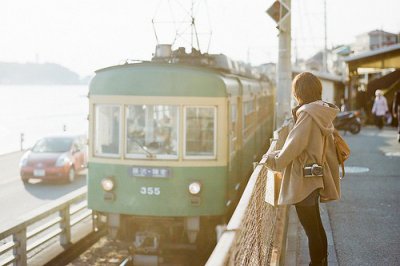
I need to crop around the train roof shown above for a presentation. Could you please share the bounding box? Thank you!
[90,62,231,97]
[89,46,272,97]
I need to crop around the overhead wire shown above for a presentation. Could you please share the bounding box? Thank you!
[152,0,211,52]
[293,0,327,60]
[204,0,212,53]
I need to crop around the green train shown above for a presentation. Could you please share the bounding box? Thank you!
[87,45,275,258]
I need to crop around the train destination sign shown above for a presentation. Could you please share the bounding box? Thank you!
[130,166,172,178]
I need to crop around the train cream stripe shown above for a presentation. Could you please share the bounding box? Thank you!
[89,157,227,167]
[90,95,226,105]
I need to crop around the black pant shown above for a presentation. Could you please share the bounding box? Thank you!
[295,190,328,265]
[375,115,384,129]
[397,111,400,135]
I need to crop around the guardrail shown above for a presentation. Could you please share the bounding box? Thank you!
[0,187,97,266]
[206,122,292,266]
[206,159,280,266]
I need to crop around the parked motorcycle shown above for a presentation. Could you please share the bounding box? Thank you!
[334,111,362,134]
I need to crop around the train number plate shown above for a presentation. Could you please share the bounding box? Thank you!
[140,187,160,196]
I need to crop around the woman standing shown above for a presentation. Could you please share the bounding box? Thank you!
[372,89,389,130]
[263,72,341,266]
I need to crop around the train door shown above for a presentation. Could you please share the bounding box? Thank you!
[241,81,258,180]
[225,77,245,212]
[227,95,242,208]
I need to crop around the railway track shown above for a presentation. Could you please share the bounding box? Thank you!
[43,228,107,266]
[66,235,131,266]
[56,231,208,266]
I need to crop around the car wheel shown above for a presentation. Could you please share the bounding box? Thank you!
[67,167,75,183]
[21,176,29,183]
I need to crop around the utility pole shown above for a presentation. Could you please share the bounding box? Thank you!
[266,4,292,266]
[273,0,292,128]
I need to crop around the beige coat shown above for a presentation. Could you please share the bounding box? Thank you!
[264,101,341,205]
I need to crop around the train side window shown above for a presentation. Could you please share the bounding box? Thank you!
[94,105,121,157]
[184,106,216,159]
[258,96,267,121]
[243,100,255,131]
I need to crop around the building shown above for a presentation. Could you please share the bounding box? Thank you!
[296,47,350,76]
[257,62,276,81]
[258,62,344,107]
[352,30,399,53]
[331,45,352,76]
[343,43,400,120]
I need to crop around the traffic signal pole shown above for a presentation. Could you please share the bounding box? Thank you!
[275,0,292,128]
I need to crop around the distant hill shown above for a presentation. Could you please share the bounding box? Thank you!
[0,62,88,85]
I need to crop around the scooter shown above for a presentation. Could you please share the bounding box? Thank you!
[334,111,362,134]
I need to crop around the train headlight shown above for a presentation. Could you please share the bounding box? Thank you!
[188,182,201,195]
[101,177,115,191]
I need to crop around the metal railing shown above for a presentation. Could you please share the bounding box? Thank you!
[206,122,292,266]
[0,187,95,266]
[206,159,280,266]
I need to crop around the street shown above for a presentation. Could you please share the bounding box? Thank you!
[0,151,86,227]
[327,127,400,265]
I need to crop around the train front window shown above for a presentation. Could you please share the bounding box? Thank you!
[184,106,216,159]
[126,105,179,159]
[94,105,121,157]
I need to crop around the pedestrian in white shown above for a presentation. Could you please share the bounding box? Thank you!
[371,90,388,129]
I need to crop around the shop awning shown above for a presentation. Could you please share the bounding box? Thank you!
[344,44,400,73]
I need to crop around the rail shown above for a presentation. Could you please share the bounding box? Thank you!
[0,187,98,266]
[206,122,292,266]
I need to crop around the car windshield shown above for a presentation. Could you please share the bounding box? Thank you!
[32,137,73,153]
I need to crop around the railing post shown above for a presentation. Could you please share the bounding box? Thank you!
[278,206,289,266]
[13,229,27,266]
[59,206,71,247]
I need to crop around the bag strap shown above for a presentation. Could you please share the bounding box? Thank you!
[321,135,327,165]
[340,160,345,179]
[333,130,346,179]
[335,138,346,179]
[322,133,345,179]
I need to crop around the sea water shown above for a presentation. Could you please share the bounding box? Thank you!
[0,85,88,155]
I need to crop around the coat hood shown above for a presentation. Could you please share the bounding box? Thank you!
[296,101,339,136]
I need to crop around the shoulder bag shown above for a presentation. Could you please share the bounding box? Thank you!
[333,129,351,178]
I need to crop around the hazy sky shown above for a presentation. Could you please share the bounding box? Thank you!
[1,0,399,76]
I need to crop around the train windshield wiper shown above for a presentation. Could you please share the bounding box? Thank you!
[132,139,155,159]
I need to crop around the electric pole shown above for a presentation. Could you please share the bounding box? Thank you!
[267,0,292,128]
